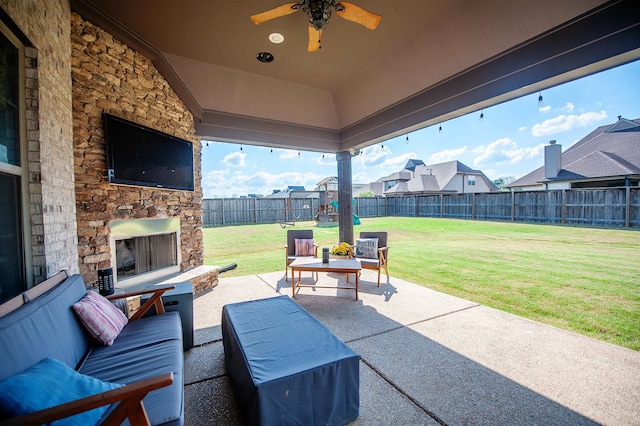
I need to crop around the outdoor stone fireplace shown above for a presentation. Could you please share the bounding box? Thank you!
[71,13,204,287]
[110,218,181,288]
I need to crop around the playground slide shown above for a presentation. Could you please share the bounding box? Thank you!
[330,201,361,225]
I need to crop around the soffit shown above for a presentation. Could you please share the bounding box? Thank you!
[71,0,640,152]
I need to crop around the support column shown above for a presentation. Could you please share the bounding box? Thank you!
[336,151,354,244]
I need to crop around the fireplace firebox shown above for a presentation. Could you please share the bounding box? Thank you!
[110,218,181,288]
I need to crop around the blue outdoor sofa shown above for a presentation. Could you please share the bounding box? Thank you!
[0,271,184,425]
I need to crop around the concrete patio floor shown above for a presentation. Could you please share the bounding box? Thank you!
[183,269,640,425]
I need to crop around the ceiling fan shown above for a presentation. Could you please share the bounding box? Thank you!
[251,1,382,52]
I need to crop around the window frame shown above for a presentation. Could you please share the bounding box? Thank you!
[0,19,32,293]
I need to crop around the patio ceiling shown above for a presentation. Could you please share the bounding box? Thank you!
[71,0,640,153]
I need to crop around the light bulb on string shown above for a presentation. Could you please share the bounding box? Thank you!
[381,143,384,150]
[270,148,273,155]
[479,110,484,122]
[538,92,544,107]
[439,124,443,134]
[240,145,243,152]
[297,151,301,158]
[322,153,325,159]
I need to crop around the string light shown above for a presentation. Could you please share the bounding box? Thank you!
[439,124,443,134]
[479,110,484,122]
[270,148,273,155]
[322,153,325,159]
[538,92,544,107]
[405,134,409,144]
[381,143,384,150]
[297,151,301,157]
[240,145,243,152]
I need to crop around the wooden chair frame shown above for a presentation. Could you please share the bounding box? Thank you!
[284,230,319,282]
[350,232,389,286]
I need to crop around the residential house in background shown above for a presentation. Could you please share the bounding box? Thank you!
[508,117,640,191]
[356,159,498,196]
[316,177,338,192]
[265,186,314,199]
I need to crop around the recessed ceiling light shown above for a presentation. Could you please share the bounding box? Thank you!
[269,32,285,44]
[256,52,274,63]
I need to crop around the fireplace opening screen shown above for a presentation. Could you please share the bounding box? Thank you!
[116,233,178,278]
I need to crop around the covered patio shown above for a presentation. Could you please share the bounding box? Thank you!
[183,270,640,425]
[1,2,638,424]
[71,0,640,245]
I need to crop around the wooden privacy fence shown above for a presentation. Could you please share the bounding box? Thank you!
[203,197,321,226]
[203,187,640,228]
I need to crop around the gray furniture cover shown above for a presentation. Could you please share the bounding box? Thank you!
[222,296,360,426]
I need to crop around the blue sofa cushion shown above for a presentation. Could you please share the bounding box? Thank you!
[0,357,121,425]
[79,312,184,426]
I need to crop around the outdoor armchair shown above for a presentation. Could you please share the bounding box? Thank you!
[284,229,318,282]
[351,231,389,286]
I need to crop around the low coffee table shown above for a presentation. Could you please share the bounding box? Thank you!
[290,257,362,300]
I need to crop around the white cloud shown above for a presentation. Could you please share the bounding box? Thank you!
[563,102,575,112]
[531,111,608,137]
[280,150,300,159]
[539,105,551,113]
[315,152,336,165]
[221,151,246,167]
[429,146,467,163]
[202,169,324,198]
[378,152,416,169]
[503,144,545,164]
[472,139,514,167]
[472,138,544,167]
[354,145,391,167]
[518,126,527,132]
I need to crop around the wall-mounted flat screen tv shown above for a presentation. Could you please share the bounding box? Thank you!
[104,113,194,191]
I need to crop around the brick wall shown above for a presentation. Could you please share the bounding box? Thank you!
[70,13,203,285]
[0,0,79,283]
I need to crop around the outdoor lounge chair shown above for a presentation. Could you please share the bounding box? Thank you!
[284,229,318,281]
[352,231,389,286]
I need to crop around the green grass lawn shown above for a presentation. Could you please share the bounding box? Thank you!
[203,217,640,351]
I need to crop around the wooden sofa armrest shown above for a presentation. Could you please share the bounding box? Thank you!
[106,285,175,320]
[0,373,173,426]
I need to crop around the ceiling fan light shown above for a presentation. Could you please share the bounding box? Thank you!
[306,0,333,30]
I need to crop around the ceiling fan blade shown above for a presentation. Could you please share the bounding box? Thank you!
[308,25,322,52]
[250,2,300,25]
[335,2,382,30]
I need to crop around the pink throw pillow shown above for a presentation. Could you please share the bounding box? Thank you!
[73,291,128,346]
[294,238,315,256]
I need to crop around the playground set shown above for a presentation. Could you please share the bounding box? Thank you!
[279,182,360,228]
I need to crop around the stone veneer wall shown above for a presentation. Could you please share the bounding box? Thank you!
[70,12,203,285]
[0,0,79,284]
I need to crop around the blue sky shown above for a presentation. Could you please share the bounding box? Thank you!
[202,60,640,198]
